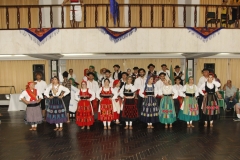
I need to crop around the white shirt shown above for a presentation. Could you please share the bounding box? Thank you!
[19,89,43,101]
[113,71,120,80]
[197,76,208,88]
[182,84,199,97]
[139,84,158,98]
[75,88,95,101]
[96,87,117,100]
[158,70,170,79]
[199,81,221,95]
[98,74,105,81]
[68,73,77,82]
[44,84,70,97]
[154,80,164,95]
[158,85,178,99]
[120,84,137,98]
[102,77,114,87]
[134,77,146,90]
[87,80,99,93]
[113,87,120,97]
[34,80,47,94]
[173,84,184,97]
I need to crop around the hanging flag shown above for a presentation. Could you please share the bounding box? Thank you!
[169,65,175,85]
[185,67,189,84]
[110,0,119,25]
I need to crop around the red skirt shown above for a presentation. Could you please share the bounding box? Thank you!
[177,96,183,108]
[76,100,94,126]
[98,98,117,121]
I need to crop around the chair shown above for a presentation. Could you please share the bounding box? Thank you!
[206,12,220,27]
[221,14,235,28]
[218,90,226,110]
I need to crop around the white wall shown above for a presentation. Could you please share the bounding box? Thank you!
[0,28,239,54]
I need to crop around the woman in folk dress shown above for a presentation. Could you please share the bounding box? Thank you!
[112,79,122,124]
[75,81,95,129]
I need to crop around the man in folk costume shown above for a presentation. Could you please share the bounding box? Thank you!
[112,64,122,80]
[62,71,72,123]
[62,0,84,28]
[134,68,146,118]
[120,72,128,89]
[158,64,170,80]
[173,77,184,117]
[34,72,47,120]
[174,65,184,85]
[147,63,158,84]
[86,72,99,119]
[102,69,114,87]
[19,81,43,131]
[154,72,166,107]
[132,67,139,84]
[89,65,99,81]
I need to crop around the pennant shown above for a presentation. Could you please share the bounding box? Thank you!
[99,27,137,43]
[187,27,222,42]
[20,28,59,46]
[110,0,119,25]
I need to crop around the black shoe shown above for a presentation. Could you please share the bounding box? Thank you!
[233,118,240,121]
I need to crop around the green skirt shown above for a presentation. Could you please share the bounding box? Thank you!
[159,96,176,124]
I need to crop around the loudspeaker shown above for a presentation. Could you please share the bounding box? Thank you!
[204,63,215,73]
[33,64,45,81]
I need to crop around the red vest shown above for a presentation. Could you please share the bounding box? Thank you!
[70,0,79,2]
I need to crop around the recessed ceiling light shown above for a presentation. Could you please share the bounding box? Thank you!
[219,53,230,55]
[62,54,93,56]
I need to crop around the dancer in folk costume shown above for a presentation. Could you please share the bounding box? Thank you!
[134,68,146,118]
[62,0,84,27]
[178,76,199,127]
[96,78,117,129]
[155,72,165,107]
[19,81,43,131]
[173,77,184,117]
[112,80,122,124]
[120,76,138,130]
[199,73,221,127]
[158,79,178,128]
[75,81,95,129]
[139,75,159,128]
[44,76,70,131]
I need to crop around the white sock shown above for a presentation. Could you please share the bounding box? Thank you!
[126,122,129,125]
[187,122,189,124]
[210,120,213,124]
[107,122,111,126]
[190,121,192,124]
[31,125,35,128]
[56,124,59,128]
[237,114,240,118]
[129,121,132,126]
[103,121,106,126]
[34,124,37,127]
[149,123,152,125]
[116,119,119,123]
[60,123,63,127]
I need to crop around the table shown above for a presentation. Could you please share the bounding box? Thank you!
[8,94,26,111]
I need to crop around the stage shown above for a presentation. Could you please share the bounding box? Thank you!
[0,106,239,160]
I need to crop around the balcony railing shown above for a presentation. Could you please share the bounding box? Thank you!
[0,4,240,29]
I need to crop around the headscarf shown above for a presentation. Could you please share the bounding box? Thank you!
[26,81,36,89]
[144,75,154,91]
[81,80,87,88]
[113,80,120,88]
[69,78,77,87]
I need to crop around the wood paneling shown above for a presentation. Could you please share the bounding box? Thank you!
[0,60,49,93]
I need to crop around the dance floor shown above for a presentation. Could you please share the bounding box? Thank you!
[0,106,240,160]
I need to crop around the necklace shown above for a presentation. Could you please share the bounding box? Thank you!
[52,84,59,95]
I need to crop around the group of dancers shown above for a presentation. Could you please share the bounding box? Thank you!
[19,63,222,131]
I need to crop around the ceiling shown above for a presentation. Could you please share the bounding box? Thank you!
[0,53,239,60]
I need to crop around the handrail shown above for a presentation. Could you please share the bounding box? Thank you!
[0,3,240,29]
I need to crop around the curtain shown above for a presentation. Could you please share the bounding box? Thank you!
[0,60,49,93]
[199,0,223,27]
[66,58,181,83]
[0,0,39,29]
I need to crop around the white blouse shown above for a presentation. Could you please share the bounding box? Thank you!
[19,89,43,101]
[87,80,99,93]
[96,87,117,100]
[113,87,120,97]
[120,84,137,98]
[134,77,146,90]
[158,85,178,99]
[199,81,221,95]
[75,88,95,101]
[154,80,164,95]
[44,84,70,97]
[173,84,184,97]
[182,84,199,97]
[139,84,158,98]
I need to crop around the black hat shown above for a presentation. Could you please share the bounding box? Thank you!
[159,72,166,76]
[174,65,180,69]
[121,72,129,76]
[148,63,155,69]
[174,76,182,81]
[161,64,167,67]
[105,69,111,73]
[133,67,139,70]
[87,72,95,77]
[62,71,69,78]
[138,68,146,74]
[113,64,120,68]
[202,68,210,72]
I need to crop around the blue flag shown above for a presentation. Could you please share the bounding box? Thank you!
[110,0,119,25]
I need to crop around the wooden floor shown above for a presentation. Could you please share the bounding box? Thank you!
[0,106,239,160]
